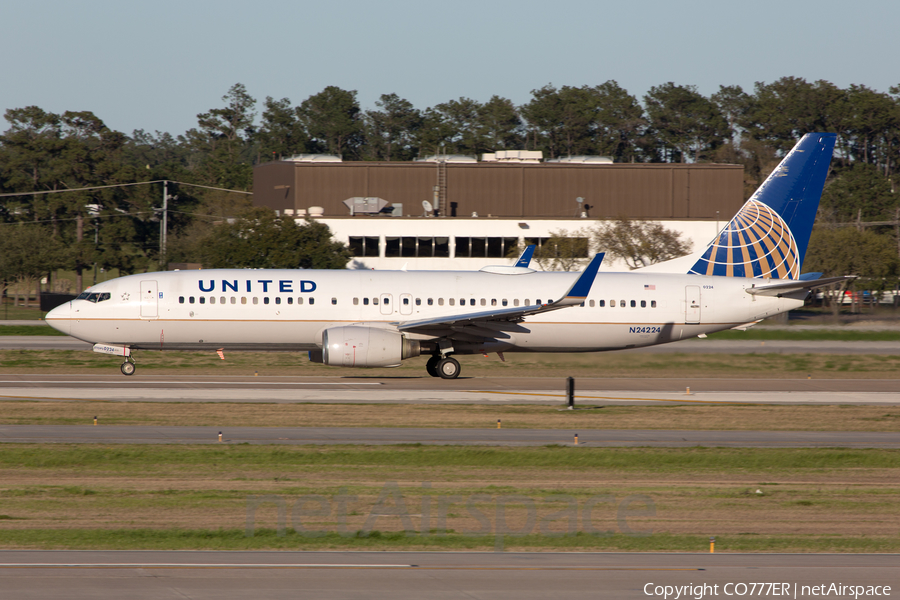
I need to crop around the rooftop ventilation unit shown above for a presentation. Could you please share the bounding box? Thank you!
[343,197,389,215]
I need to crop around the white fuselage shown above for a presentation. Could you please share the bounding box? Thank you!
[46,268,801,355]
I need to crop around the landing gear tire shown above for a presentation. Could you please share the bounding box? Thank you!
[437,357,461,379]
[121,361,136,376]
[425,355,440,377]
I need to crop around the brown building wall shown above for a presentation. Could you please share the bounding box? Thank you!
[253,161,744,220]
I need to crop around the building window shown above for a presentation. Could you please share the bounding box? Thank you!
[349,236,380,257]
[384,237,400,257]
[454,236,519,258]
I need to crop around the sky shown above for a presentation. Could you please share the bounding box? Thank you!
[2,0,897,136]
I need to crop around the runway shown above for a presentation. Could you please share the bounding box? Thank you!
[0,551,895,600]
[1,424,897,447]
[1,374,900,405]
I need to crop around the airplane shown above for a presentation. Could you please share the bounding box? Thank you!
[46,133,848,379]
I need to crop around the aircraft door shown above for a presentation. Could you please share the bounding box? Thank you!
[399,293,413,315]
[141,280,159,318]
[380,294,393,315]
[685,285,701,324]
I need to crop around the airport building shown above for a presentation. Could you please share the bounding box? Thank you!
[252,153,745,270]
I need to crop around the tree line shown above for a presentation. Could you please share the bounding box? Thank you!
[1,77,899,298]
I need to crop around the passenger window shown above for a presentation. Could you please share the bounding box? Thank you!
[364,298,369,305]
[641,300,646,308]
[220,296,225,304]
[332,298,337,305]
[275,297,281,305]
[309,298,315,305]
[438,298,444,306]
[651,300,657,308]
[230,297,236,304]
[415,298,421,306]
[599,300,605,307]
[620,300,626,307]
[353,297,359,306]
[298,297,304,305]
[428,298,433,306]
[536,299,542,305]
[525,299,530,305]
[630,300,636,308]
[589,300,595,307]
[287,297,293,305]
[200,297,206,304]
[403,297,409,305]
[480,299,486,306]
[373,298,379,305]
[253,297,259,305]
[179,296,185,304]
[189,297,195,304]
[449,298,455,306]
[241,297,247,305]
[502,299,508,306]
[264,297,269,305]
[470,299,475,306]
[209,297,215,305]
[514,299,519,307]
[384,297,389,305]
[610,300,615,307]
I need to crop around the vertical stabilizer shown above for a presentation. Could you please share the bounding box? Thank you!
[687,133,836,279]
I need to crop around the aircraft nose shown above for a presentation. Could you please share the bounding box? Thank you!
[45,301,71,335]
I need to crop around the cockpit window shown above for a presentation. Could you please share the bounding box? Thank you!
[83,292,111,303]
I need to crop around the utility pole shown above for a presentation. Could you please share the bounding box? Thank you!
[159,181,169,269]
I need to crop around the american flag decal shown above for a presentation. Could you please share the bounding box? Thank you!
[644,284,656,290]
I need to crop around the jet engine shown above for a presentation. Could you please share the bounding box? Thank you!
[321,326,421,368]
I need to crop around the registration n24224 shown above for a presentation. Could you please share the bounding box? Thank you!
[629,326,661,334]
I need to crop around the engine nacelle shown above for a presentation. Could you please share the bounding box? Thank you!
[322,326,421,368]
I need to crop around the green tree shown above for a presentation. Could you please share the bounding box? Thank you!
[185,83,257,189]
[417,97,487,156]
[477,95,523,151]
[196,207,351,269]
[256,96,311,160]
[532,229,590,271]
[0,223,65,306]
[364,93,422,161]
[644,83,729,162]
[298,86,364,159]
[593,218,692,269]
[592,81,647,162]
[819,163,897,223]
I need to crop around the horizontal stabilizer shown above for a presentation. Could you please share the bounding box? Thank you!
[745,275,855,297]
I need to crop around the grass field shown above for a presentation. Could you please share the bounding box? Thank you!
[3,347,900,378]
[0,444,897,552]
[2,401,899,432]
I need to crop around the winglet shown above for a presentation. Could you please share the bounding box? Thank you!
[555,253,604,305]
[515,245,536,268]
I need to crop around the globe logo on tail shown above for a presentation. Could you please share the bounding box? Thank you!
[689,200,800,279]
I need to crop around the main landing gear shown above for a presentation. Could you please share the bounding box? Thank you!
[120,357,136,376]
[425,355,461,379]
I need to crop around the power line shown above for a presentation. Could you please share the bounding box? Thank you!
[0,179,252,198]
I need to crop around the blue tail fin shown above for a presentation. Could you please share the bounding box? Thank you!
[689,133,836,279]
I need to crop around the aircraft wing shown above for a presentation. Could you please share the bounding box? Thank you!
[744,275,855,297]
[398,253,604,335]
